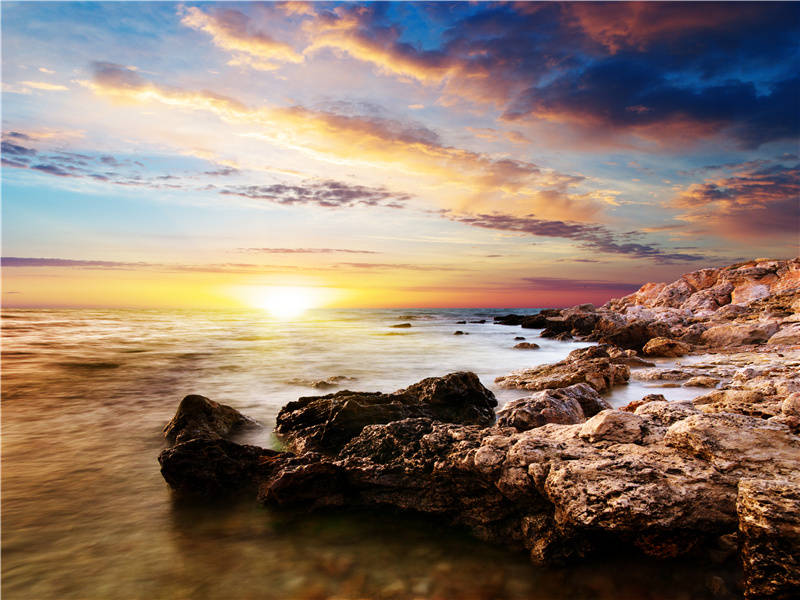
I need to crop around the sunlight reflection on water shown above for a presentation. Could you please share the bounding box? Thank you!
[2,309,732,599]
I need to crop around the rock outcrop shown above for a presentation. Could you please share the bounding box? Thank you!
[495,345,629,393]
[159,258,800,599]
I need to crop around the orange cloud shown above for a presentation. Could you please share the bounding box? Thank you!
[81,63,602,222]
[180,6,304,71]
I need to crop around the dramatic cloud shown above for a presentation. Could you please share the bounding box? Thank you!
[240,247,380,254]
[449,212,707,264]
[180,6,304,71]
[220,180,409,209]
[674,161,800,239]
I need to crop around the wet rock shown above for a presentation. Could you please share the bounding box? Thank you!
[275,372,497,453]
[496,345,629,393]
[737,477,800,599]
[454,330,466,335]
[514,336,526,341]
[470,319,486,324]
[643,337,692,357]
[456,320,467,324]
[513,342,539,350]
[494,314,525,326]
[390,323,412,328]
[552,332,573,341]
[163,394,257,445]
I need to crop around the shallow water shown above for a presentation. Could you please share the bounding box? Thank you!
[2,309,736,599]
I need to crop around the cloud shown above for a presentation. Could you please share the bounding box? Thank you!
[673,161,800,239]
[1,257,146,269]
[180,6,304,71]
[80,61,600,221]
[1,140,37,157]
[504,58,800,149]
[220,179,410,209]
[240,247,380,254]
[20,81,68,91]
[333,262,463,271]
[448,212,707,264]
[520,276,640,293]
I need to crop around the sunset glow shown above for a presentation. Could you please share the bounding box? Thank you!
[1,2,798,309]
[249,286,317,319]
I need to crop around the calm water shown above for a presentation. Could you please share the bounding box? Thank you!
[2,309,733,599]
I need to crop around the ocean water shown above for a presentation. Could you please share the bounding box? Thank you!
[2,309,733,599]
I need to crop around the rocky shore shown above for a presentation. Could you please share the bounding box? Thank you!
[159,258,799,599]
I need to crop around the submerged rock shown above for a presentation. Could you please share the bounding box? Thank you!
[513,342,539,349]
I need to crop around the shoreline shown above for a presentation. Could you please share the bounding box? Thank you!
[158,258,800,599]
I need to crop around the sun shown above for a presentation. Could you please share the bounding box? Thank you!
[252,286,316,319]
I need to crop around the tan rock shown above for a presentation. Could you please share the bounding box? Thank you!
[700,321,780,347]
[579,410,646,444]
[767,323,800,345]
[643,337,692,357]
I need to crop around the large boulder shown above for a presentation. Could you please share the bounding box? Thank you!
[275,371,497,453]
[497,384,608,431]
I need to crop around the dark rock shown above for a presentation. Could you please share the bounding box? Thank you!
[494,314,525,325]
[163,394,256,445]
[514,336,526,341]
[470,320,486,324]
[456,320,467,324]
[553,332,573,341]
[158,438,285,496]
[275,372,497,454]
[454,330,465,335]
[513,342,539,349]
[390,323,412,328]
[589,318,671,350]
[496,383,608,431]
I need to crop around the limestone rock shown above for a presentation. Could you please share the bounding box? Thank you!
[579,410,646,444]
[496,384,608,431]
[643,337,692,357]
[737,477,800,599]
[701,322,780,347]
[768,323,800,345]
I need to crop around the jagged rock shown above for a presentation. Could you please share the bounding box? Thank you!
[163,394,256,445]
[701,322,780,347]
[768,323,800,345]
[552,332,573,341]
[643,337,692,357]
[684,375,720,388]
[782,393,800,417]
[275,372,497,453]
[737,477,800,599]
[693,389,780,419]
[513,342,539,349]
[496,384,608,431]
[634,400,700,427]
[495,346,629,393]
[578,410,646,444]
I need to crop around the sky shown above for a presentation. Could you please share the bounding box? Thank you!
[2,1,799,309]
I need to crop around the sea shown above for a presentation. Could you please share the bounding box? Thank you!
[1,308,733,599]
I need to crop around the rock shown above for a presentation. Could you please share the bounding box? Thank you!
[496,383,608,431]
[470,319,486,324]
[620,394,666,413]
[767,323,800,345]
[701,322,780,347]
[579,410,646,444]
[496,345,629,393]
[497,391,585,431]
[553,332,573,341]
[390,323,412,328]
[514,336,526,340]
[737,477,800,599]
[634,400,699,427]
[684,376,720,388]
[454,330,466,335]
[456,320,467,324]
[693,390,778,419]
[589,318,670,350]
[513,342,539,350]
[275,372,497,453]
[494,314,525,325]
[782,393,800,417]
[643,337,692,357]
[163,394,256,445]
